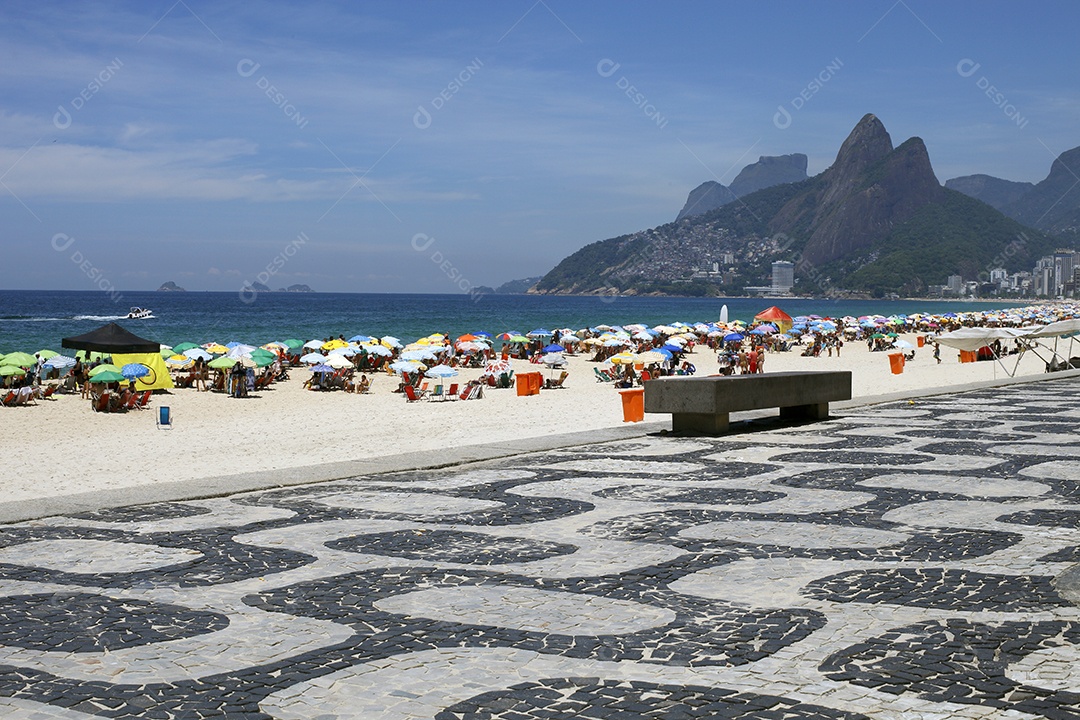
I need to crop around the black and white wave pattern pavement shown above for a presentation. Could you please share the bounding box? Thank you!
[1,379,1080,718]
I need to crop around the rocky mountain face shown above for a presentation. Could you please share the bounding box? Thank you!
[944,174,1034,213]
[770,114,944,266]
[1006,147,1080,240]
[946,147,1080,241]
[535,113,1055,296]
[156,281,186,291]
[676,154,808,220]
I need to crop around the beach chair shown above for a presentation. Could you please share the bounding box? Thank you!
[157,405,173,429]
[136,390,152,409]
[467,384,484,400]
[404,385,425,402]
[429,384,444,401]
[545,371,569,389]
[92,392,110,413]
[459,385,472,400]
[16,387,36,406]
[0,390,15,407]
[446,383,459,400]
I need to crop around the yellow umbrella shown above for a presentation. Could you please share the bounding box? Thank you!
[322,338,348,350]
[609,352,638,364]
[203,343,228,354]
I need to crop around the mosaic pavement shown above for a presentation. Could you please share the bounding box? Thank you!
[1,378,1080,718]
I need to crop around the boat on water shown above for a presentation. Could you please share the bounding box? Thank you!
[125,307,153,319]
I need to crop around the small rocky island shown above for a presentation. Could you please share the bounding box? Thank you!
[157,281,186,292]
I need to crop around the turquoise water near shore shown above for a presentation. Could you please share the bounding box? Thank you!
[0,290,1015,353]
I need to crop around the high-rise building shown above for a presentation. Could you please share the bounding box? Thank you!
[947,275,964,295]
[771,261,794,293]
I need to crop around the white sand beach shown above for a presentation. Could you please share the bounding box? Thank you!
[0,333,1056,504]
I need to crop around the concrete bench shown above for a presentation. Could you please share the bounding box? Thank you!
[643,371,852,434]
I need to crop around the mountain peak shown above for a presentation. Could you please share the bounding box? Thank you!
[676,153,808,220]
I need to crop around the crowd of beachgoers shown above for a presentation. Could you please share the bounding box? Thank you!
[2,301,1078,409]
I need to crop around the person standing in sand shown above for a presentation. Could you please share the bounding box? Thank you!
[748,348,758,374]
[757,346,766,373]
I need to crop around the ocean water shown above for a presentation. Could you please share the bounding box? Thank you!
[0,289,1013,353]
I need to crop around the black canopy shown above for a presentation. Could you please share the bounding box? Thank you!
[61,322,161,354]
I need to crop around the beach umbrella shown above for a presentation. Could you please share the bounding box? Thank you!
[527,328,552,337]
[202,343,228,354]
[457,341,487,352]
[390,360,424,374]
[226,344,258,358]
[282,339,304,350]
[89,370,125,383]
[322,338,349,350]
[160,346,174,358]
[249,348,277,362]
[309,363,334,373]
[609,352,638,364]
[381,336,403,348]
[892,339,915,350]
[723,332,745,342]
[365,344,393,357]
[541,353,566,366]
[1,352,36,367]
[35,349,59,360]
[482,359,511,376]
[303,340,324,350]
[300,352,328,364]
[183,348,213,361]
[348,334,375,343]
[172,342,199,353]
[425,364,458,378]
[541,344,566,354]
[44,355,77,369]
[472,331,492,338]
[208,356,238,369]
[165,355,193,368]
[121,363,150,380]
[324,354,353,369]
[88,364,121,376]
[508,335,530,343]
[402,349,439,361]
[0,365,26,376]
[457,333,478,342]
[637,350,667,364]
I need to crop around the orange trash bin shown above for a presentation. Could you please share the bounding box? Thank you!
[888,353,905,374]
[516,373,533,396]
[916,336,925,347]
[619,388,644,422]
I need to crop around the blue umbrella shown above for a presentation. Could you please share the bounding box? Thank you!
[309,363,334,373]
[661,344,683,353]
[349,334,375,343]
[541,344,566,354]
[121,363,150,380]
[472,331,492,338]
[723,332,745,342]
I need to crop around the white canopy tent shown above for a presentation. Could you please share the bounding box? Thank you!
[933,323,1080,376]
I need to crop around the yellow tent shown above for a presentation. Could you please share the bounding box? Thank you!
[112,352,175,391]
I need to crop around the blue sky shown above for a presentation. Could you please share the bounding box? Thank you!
[2,1,1077,293]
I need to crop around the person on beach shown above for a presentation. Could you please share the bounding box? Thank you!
[738,349,748,374]
[748,348,758,374]
[757,346,766,373]
[933,342,941,364]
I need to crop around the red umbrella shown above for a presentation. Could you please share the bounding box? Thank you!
[754,306,793,333]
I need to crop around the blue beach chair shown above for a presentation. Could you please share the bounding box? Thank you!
[157,405,173,429]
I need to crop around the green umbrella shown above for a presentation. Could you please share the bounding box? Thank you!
[88,364,122,376]
[250,348,276,360]
[870,333,885,339]
[172,342,199,353]
[0,365,26,376]
[282,339,304,349]
[209,356,238,369]
[509,335,529,343]
[0,352,37,367]
[89,370,125,383]
[36,349,59,360]
[159,346,174,358]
